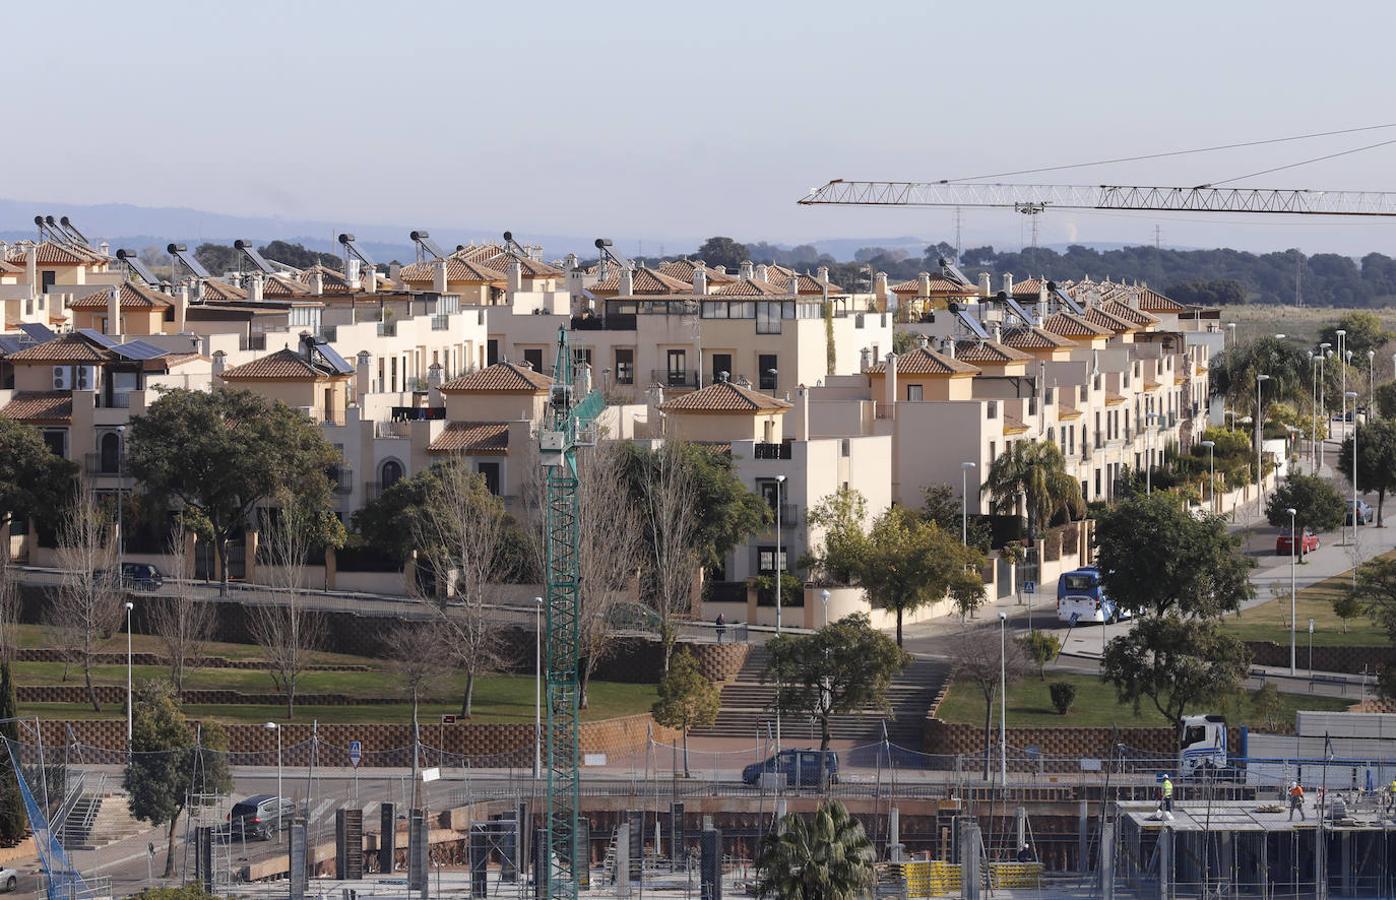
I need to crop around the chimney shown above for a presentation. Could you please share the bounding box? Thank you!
[564,252,579,271]
[388,261,402,289]
[98,240,110,258]
[979,272,992,297]
[1003,273,1014,297]
[874,272,888,307]
[106,285,121,336]
[796,384,810,441]
[432,259,448,293]
[884,351,898,415]
[427,362,444,405]
[714,265,727,275]
[212,350,226,377]
[692,267,707,295]
[25,244,37,297]
[816,265,830,284]
[509,261,524,293]
[363,265,377,294]
[346,258,361,289]
[299,331,315,363]
[860,347,871,372]
[249,272,264,302]
[755,263,769,283]
[739,260,754,280]
[918,334,930,350]
[993,321,1003,343]
[176,282,189,333]
[945,339,956,359]
[918,271,932,297]
[309,271,324,295]
[356,350,372,396]
[619,266,634,296]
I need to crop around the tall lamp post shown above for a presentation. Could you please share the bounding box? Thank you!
[1337,329,1348,441]
[1347,390,1361,549]
[774,474,786,758]
[960,461,976,544]
[264,722,283,803]
[1256,375,1271,514]
[1309,351,1318,472]
[1286,507,1297,675]
[998,610,1008,788]
[1200,441,1216,513]
[533,595,542,780]
[125,600,134,748]
[820,589,831,627]
[1370,350,1377,412]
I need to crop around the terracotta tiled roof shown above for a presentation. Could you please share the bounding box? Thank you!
[201,280,248,302]
[487,252,564,278]
[868,346,980,376]
[1003,415,1029,435]
[590,266,693,296]
[657,259,736,285]
[5,241,106,266]
[953,339,1031,364]
[659,380,792,414]
[1057,406,1083,421]
[69,282,175,310]
[300,264,351,294]
[890,276,978,296]
[1104,393,1126,406]
[453,244,508,264]
[399,257,507,284]
[428,421,510,455]
[999,325,1075,351]
[1042,311,1113,339]
[0,259,21,275]
[1012,277,1047,297]
[220,348,345,381]
[7,332,113,363]
[0,391,72,424]
[1080,305,1136,333]
[768,271,842,295]
[1100,300,1159,327]
[261,274,310,298]
[440,362,552,394]
[1137,286,1186,313]
[713,277,787,297]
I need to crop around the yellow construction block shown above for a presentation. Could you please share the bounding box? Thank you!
[988,861,1044,889]
[901,860,962,897]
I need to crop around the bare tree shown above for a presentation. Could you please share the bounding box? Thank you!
[49,486,122,712]
[0,541,20,666]
[638,441,700,673]
[387,623,447,737]
[576,443,644,707]
[147,520,214,697]
[412,459,509,717]
[950,626,1027,780]
[248,502,324,719]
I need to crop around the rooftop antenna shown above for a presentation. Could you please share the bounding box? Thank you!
[409,230,447,263]
[167,244,211,279]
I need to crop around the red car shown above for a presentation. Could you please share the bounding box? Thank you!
[1276,530,1319,555]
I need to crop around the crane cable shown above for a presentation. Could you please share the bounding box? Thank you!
[944,122,1396,184]
[1205,136,1396,187]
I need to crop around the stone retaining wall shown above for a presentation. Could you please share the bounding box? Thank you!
[15,685,395,706]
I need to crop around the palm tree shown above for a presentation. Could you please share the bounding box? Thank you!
[981,440,1083,539]
[756,801,874,900]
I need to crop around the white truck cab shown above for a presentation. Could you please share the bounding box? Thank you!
[1179,714,1229,775]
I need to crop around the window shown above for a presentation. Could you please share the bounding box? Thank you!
[712,353,732,384]
[380,459,404,490]
[572,347,592,369]
[99,431,121,474]
[40,271,55,292]
[756,302,782,334]
[666,349,687,386]
[989,441,996,463]
[1095,469,1102,497]
[487,340,500,366]
[390,357,398,393]
[615,348,634,385]
[758,547,787,574]
[523,348,544,373]
[477,462,501,496]
[756,478,782,512]
[42,429,66,457]
[906,384,923,401]
[758,354,777,391]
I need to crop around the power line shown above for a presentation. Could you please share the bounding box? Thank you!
[944,122,1396,183]
[1208,136,1396,186]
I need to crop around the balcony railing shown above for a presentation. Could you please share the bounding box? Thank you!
[239,334,267,351]
[431,314,450,331]
[84,453,124,477]
[377,321,398,337]
[330,468,354,495]
[571,315,637,331]
[651,369,699,388]
[773,503,801,529]
[753,442,793,460]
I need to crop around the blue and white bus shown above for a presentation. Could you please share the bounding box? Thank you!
[1056,566,1130,624]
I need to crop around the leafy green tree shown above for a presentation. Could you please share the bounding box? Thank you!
[1020,631,1061,680]
[651,650,720,777]
[891,330,920,354]
[1321,311,1390,358]
[1169,280,1247,306]
[1338,420,1396,526]
[1095,494,1253,618]
[127,389,342,595]
[1352,558,1396,660]
[0,663,25,846]
[1251,682,1284,731]
[921,483,990,552]
[1333,591,1362,635]
[1049,682,1077,715]
[948,567,987,622]
[693,237,748,271]
[756,800,874,900]
[1211,335,1311,418]
[1101,616,1250,737]
[193,243,239,276]
[123,680,231,876]
[980,440,1083,540]
[259,241,341,270]
[804,488,867,585]
[765,613,909,751]
[1375,381,1396,419]
[132,888,219,900]
[1265,474,1346,544]
[0,418,76,531]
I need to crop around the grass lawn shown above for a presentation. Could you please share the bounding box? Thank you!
[1225,306,1396,348]
[936,673,1351,730]
[10,623,366,665]
[1220,566,1388,648]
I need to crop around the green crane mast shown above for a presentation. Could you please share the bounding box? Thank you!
[538,325,603,900]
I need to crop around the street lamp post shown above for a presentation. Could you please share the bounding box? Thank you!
[125,600,134,747]
[1256,375,1271,514]
[1287,507,1297,675]
[774,475,787,634]
[264,722,282,803]
[960,461,976,545]
[1370,350,1376,412]
[1337,329,1347,441]
[533,595,542,780]
[820,589,831,627]
[1309,618,1315,678]
[1347,391,1360,551]
[998,610,1008,787]
[1309,351,1318,472]
[1200,441,1216,513]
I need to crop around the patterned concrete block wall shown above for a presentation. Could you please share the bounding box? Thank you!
[922,719,1245,769]
[1246,641,1389,676]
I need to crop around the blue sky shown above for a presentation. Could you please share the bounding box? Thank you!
[3,0,1395,255]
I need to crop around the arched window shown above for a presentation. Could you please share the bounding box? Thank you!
[99,431,121,475]
[380,459,404,490]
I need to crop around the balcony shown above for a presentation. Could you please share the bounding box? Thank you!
[377,321,398,337]
[329,467,354,495]
[239,334,267,352]
[651,369,699,388]
[431,314,450,331]
[753,442,793,460]
[571,314,636,331]
[84,453,124,477]
[319,326,339,342]
[774,503,800,529]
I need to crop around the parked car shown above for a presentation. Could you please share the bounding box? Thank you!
[1346,500,1375,526]
[0,867,16,893]
[1276,529,1319,555]
[226,794,295,841]
[95,562,164,591]
[741,749,838,787]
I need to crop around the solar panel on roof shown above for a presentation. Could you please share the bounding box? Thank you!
[77,328,119,349]
[122,255,160,285]
[114,340,170,361]
[956,308,989,340]
[235,240,277,274]
[1002,297,1036,326]
[313,340,355,376]
[168,245,211,279]
[1053,287,1084,315]
[17,323,55,342]
[0,336,32,355]
[939,258,973,287]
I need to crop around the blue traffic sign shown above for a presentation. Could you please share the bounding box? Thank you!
[348,740,362,768]
[1023,580,1037,595]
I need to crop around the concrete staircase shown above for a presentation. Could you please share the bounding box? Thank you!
[61,792,145,850]
[689,645,949,745]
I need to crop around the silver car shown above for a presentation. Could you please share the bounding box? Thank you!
[0,867,18,893]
